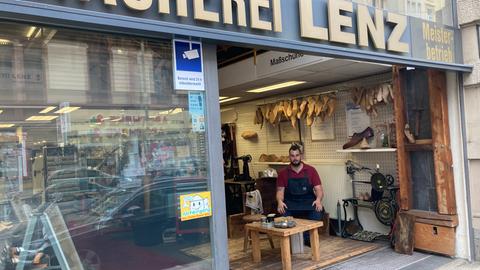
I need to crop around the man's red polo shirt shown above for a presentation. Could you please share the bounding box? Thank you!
[276,163,322,188]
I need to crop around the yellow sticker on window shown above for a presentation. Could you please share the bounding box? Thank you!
[180,191,212,221]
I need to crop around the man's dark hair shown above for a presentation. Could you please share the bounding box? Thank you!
[289,143,303,154]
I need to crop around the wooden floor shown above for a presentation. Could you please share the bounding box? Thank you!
[229,235,383,270]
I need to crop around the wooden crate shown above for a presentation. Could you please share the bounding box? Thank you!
[228,213,247,239]
[414,222,455,256]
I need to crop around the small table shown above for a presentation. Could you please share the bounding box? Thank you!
[245,218,323,270]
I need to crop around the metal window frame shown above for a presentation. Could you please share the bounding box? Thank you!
[477,25,480,59]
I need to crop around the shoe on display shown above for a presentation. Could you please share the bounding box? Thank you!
[359,138,371,149]
[342,127,374,149]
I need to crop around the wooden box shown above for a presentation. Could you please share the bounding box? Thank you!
[414,222,455,256]
[228,213,247,239]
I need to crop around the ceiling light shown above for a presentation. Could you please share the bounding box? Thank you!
[39,106,56,114]
[26,115,58,121]
[220,97,241,103]
[0,110,3,114]
[246,81,307,93]
[0,39,11,45]
[54,106,81,114]
[26,26,37,39]
[219,96,229,100]
[110,117,122,122]
[171,108,183,114]
[0,124,14,128]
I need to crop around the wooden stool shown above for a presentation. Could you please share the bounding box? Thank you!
[243,214,274,252]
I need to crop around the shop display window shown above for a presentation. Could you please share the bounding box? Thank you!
[0,22,212,270]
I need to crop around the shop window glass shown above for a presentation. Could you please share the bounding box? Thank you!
[383,0,454,26]
[351,0,454,26]
[0,21,212,270]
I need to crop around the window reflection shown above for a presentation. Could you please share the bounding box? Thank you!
[350,0,454,26]
[0,22,211,270]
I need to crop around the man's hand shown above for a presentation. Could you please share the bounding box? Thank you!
[277,201,288,214]
[312,200,323,212]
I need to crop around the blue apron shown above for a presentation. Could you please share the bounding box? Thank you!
[284,170,316,211]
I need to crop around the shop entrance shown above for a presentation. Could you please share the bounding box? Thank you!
[216,46,400,269]
[215,43,459,269]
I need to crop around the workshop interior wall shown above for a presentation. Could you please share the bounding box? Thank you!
[221,73,396,233]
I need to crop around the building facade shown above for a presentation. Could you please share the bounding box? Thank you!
[458,0,480,261]
[0,0,475,269]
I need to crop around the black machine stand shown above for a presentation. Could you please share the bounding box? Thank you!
[233,155,252,182]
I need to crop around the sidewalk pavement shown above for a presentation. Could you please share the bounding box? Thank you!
[435,259,480,269]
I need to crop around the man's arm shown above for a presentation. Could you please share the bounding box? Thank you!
[313,184,324,201]
[312,184,324,212]
[276,187,288,214]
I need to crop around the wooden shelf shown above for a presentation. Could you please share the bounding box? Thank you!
[404,139,433,151]
[336,148,397,153]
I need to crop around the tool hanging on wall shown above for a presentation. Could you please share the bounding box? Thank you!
[351,83,394,117]
[254,93,337,128]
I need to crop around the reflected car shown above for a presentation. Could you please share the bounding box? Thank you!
[68,177,209,246]
[45,168,137,212]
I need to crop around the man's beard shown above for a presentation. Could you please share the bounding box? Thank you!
[290,160,301,167]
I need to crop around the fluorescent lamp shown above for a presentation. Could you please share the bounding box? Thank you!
[219,96,229,100]
[110,117,122,122]
[246,81,306,93]
[0,110,3,114]
[39,106,56,114]
[26,115,58,121]
[171,108,183,114]
[54,106,81,114]
[0,39,11,45]
[219,97,241,103]
[26,27,37,39]
[0,124,14,128]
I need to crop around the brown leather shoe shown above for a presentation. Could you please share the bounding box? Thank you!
[343,127,374,149]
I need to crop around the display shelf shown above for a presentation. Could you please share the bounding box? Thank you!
[336,148,397,153]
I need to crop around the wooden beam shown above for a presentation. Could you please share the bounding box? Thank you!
[406,209,458,222]
[392,66,412,210]
[427,69,457,215]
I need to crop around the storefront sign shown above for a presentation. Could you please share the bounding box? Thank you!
[256,51,330,78]
[180,191,212,221]
[173,39,204,91]
[411,18,456,63]
[19,0,465,67]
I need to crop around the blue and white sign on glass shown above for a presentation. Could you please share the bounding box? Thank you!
[188,92,205,132]
[173,39,205,91]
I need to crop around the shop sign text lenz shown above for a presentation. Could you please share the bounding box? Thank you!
[173,39,205,91]
[42,0,461,65]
